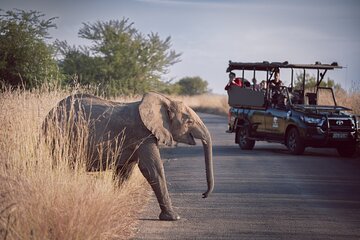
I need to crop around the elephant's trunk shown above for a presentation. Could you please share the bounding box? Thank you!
[194,122,214,198]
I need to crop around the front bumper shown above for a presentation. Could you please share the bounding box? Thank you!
[301,126,358,147]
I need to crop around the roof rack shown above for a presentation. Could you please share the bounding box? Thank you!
[227,61,342,72]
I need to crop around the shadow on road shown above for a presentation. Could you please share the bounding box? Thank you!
[138,218,161,222]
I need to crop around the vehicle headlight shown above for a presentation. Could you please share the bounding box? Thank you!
[301,116,324,125]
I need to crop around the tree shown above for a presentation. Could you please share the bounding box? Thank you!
[177,76,209,95]
[0,9,59,88]
[294,73,343,92]
[55,40,106,87]
[57,18,181,96]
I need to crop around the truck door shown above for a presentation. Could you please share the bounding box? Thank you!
[264,108,288,139]
[250,109,267,135]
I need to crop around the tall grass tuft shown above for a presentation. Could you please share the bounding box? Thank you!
[0,89,149,240]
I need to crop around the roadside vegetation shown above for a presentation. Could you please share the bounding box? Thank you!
[0,9,209,97]
[0,88,152,239]
[0,87,227,239]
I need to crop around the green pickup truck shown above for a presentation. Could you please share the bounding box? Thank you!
[226,61,359,157]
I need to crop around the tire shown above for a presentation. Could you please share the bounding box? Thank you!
[337,143,356,158]
[286,128,305,155]
[237,127,255,150]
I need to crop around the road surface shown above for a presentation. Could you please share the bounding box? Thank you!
[134,113,360,240]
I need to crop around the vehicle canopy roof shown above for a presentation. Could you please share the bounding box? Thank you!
[226,61,342,72]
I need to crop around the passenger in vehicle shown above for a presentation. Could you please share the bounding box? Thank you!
[225,72,242,90]
[270,71,284,107]
[269,71,283,89]
[275,91,288,109]
[260,80,267,92]
[252,78,261,91]
[243,80,251,88]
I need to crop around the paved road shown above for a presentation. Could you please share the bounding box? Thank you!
[134,113,360,240]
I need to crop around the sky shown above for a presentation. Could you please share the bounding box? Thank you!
[1,0,360,94]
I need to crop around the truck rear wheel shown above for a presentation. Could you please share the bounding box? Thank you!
[286,128,305,155]
[337,143,356,158]
[237,127,255,150]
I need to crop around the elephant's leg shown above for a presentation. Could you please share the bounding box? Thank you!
[138,139,180,221]
[113,148,138,184]
[115,160,137,184]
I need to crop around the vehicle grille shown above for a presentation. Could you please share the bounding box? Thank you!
[328,118,354,132]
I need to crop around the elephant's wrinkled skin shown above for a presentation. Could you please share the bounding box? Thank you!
[43,92,214,221]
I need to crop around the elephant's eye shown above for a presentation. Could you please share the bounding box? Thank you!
[186,118,194,125]
[182,113,194,125]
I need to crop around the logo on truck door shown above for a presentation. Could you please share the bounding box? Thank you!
[272,117,279,128]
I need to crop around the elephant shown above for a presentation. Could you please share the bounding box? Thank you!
[43,92,214,221]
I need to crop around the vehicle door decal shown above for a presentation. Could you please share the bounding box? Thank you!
[272,116,279,128]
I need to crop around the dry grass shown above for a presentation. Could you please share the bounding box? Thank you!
[173,94,229,116]
[0,89,150,240]
[336,91,360,114]
[0,89,230,240]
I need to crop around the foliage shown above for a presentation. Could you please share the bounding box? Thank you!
[0,9,193,97]
[294,72,343,92]
[56,18,181,96]
[0,9,60,88]
[176,76,209,95]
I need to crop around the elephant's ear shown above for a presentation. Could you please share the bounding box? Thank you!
[139,92,173,146]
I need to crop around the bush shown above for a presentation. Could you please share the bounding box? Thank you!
[56,19,181,96]
[177,76,209,95]
[0,9,60,88]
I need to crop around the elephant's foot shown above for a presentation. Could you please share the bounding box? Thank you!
[159,210,180,221]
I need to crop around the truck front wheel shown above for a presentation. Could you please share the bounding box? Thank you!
[237,127,255,150]
[286,128,305,155]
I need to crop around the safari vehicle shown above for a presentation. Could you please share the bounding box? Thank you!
[225,61,359,157]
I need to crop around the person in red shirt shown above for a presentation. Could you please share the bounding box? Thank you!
[225,72,242,90]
